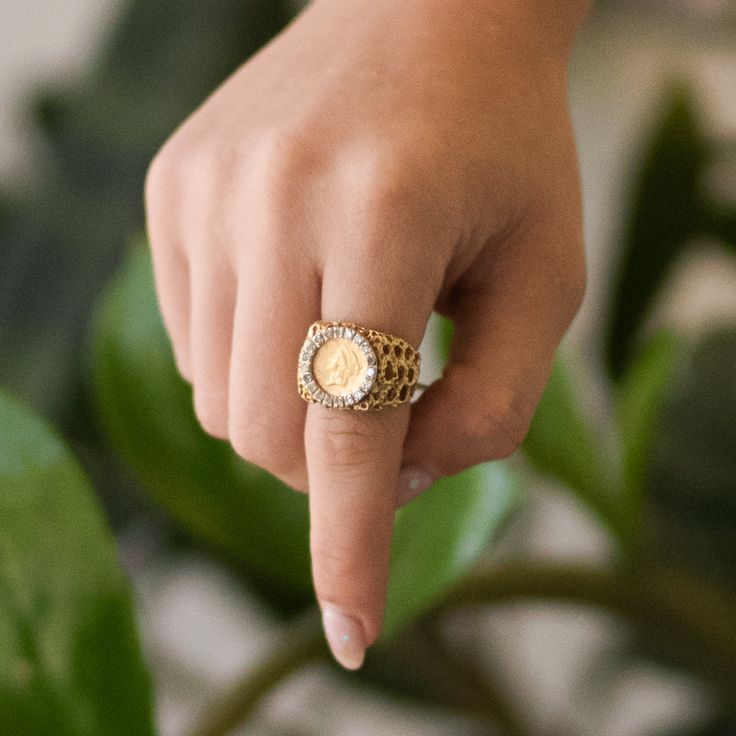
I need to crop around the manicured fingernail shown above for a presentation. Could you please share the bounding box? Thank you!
[397,466,434,503]
[320,604,366,670]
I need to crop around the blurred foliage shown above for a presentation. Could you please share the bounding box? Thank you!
[523,328,682,549]
[0,0,295,529]
[0,391,154,735]
[522,353,625,538]
[615,329,681,525]
[384,460,519,639]
[604,84,736,379]
[0,1,735,734]
[644,328,736,594]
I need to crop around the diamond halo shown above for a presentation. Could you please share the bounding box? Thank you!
[299,325,377,408]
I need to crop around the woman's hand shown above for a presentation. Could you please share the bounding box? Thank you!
[145,0,588,669]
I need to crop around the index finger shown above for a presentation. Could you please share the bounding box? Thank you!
[304,256,431,670]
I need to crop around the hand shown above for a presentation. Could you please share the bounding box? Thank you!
[144,0,588,669]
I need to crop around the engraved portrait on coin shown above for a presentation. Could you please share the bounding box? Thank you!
[313,338,369,397]
[324,342,361,387]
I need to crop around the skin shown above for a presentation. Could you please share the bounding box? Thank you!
[145,0,591,669]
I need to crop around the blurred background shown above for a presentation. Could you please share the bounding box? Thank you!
[1,1,736,735]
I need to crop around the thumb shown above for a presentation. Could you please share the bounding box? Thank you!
[397,209,585,505]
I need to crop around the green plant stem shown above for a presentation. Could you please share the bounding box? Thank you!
[419,618,532,736]
[188,562,736,736]
[435,561,736,695]
[187,610,328,736]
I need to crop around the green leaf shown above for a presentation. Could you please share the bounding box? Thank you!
[644,328,736,589]
[604,83,708,379]
[615,330,681,520]
[0,390,154,736]
[521,353,626,544]
[381,460,520,640]
[90,243,313,609]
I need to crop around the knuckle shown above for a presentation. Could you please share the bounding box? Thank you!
[244,127,322,231]
[146,137,216,204]
[229,429,264,465]
[169,344,192,383]
[257,125,321,184]
[145,128,198,185]
[193,392,229,440]
[144,147,173,212]
[462,389,535,460]
[351,150,450,265]
[360,154,418,221]
[310,412,390,470]
[286,480,309,495]
[230,433,270,469]
[175,361,192,384]
[229,424,305,481]
[176,143,215,182]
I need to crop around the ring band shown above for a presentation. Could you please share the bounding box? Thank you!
[297,320,421,410]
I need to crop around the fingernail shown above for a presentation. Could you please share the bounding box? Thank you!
[320,604,366,670]
[397,466,434,503]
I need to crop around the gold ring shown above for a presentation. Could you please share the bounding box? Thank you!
[297,320,421,410]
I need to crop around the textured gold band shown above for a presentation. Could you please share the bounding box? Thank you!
[297,320,421,411]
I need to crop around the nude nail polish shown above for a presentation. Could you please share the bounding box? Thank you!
[320,604,366,670]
